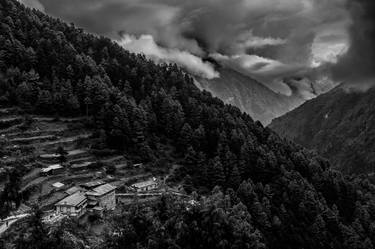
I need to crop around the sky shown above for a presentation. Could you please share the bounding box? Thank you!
[19,0,375,96]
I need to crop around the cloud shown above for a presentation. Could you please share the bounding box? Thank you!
[212,53,285,75]
[211,53,309,94]
[37,0,370,92]
[38,0,350,57]
[282,75,337,99]
[118,34,219,79]
[310,24,350,67]
[233,30,287,53]
[331,0,375,84]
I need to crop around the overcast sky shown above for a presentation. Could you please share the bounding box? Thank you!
[20,0,375,95]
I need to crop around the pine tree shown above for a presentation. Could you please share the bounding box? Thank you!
[195,152,207,186]
[237,180,257,208]
[183,146,198,175]
[179,123,193,152]
[251,199,271,229]
[56,146,68,164]
[66,94,80,115]
[84,96,92,117]
[192,125,206,151]
[0,169,21,218]
[228,166,241,189]
[208,157,225,188]
[36,90,53,114]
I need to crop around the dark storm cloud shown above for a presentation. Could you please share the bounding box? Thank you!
[19,0,363,94]
[331,0,375,84]
[31,0,350,55]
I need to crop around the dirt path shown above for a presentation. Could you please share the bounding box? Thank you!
[0,214,30,236]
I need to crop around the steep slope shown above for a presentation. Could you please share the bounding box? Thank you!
[196,67,304,125]
[270,85,375,174]
[2,1,375,249]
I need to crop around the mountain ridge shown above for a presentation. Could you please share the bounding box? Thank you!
[270,83,375,174]
[196,66,304,125]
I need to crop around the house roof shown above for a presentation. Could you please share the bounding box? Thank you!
[132,180,157,189]
[65,186,82,195]
[42,164,63,173]
[71,161,93,169]
[52,182,64,188]
[40,153,59,159]
[86,183,116,196]
[67,149,86,156]
[55,192,86,207]
[81,180,105,189]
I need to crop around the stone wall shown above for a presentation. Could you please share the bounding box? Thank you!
[98,190,116,210]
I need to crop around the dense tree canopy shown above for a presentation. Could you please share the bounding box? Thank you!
[270,86,375,175]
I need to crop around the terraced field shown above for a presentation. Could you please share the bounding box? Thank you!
[0,107,157,211]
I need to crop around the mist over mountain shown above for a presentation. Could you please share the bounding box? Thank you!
[19,0,361,96]
[270,83,375,174]
[195,65,304,125]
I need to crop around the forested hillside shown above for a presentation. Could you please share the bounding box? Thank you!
[270,85,375,175]
[2,1,375,249]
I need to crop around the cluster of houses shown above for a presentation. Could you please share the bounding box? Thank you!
[51,178,160,218]
[38,156,161,218]
[54,181,117,217]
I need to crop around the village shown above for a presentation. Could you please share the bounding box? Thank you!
[0,107,185,235]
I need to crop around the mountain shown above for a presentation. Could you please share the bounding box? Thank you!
[196,66,304,125]
[270,84,375,174]
[2,1,375,248]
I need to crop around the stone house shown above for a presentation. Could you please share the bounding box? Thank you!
[55,192,87,217]
[40,164,64,176]
[131,178,158,192]
[86,183,116,211]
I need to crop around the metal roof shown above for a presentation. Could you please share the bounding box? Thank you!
[131,180,157,189]
[71,161,93,169]
[65,186,82,195]
[81,180,105,188]
[86,183,116,196]
[40,153,59,159]
[52,182,64,188]
[55,192,86,207]
[42,164,63,173]
[67,149,86,156]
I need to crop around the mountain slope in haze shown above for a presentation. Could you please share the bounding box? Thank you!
[196,67,304,125]
[2,1,375,248]
[270,85,375,174]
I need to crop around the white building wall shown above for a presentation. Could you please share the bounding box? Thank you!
[56,204,86,217]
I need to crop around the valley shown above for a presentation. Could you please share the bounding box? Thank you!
[196,67,304,125]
